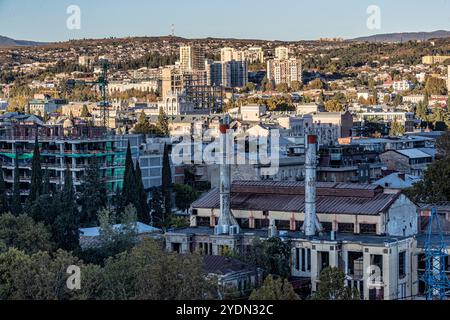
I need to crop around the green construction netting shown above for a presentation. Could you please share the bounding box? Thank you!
[0,153,33,160]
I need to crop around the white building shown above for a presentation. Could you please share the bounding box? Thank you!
[392,80,414,92]
[108,80,159,94]
[275,46,289,60]
[0,100,7,111]
[241,104,267,122]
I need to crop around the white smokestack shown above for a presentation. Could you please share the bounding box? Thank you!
[304,135,319,237]
[215,114,240,235]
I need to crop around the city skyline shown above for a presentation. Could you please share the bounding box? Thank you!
[1,0,450,42]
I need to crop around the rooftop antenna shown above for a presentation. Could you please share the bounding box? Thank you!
[171,24,175,37]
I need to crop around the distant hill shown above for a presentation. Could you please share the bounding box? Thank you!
[350,30,450,43]
[0,35,46,47]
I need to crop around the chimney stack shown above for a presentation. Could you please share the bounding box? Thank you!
[215,114,240,235]
[304,135,320,237]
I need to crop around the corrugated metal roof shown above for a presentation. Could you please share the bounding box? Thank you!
[397,149,432,159]
[192,181,399,216]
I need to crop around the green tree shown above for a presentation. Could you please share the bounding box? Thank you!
[150,187,166,229]
[313,267,360,300]
[98,205,139,255]
[389,121,406,136]
[134,161,150,224]
[101,239,217,300]
[0,249,82,300]
[425,77,447,96]
[29,136,43,203]
[324,99,344,112]
[10,155,22,216]
[134,110,157,135]
[276,83,289,93]
[0,213,53,254]
[0,162,8,214]
[174,184,198,214]
[157,107,169,137]
[436,130,450,159]
[79,163,108,226]
[415,100,428,121]
[53,168,80,252]
[405,159,450,204]
[161,144,172,220]
[241,238,291,278]
[122,141,137,209]
[249,275,298,300]
[291,80,302,92]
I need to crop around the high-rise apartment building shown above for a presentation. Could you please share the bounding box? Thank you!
[275,46,290,60]
[179,46,205,72]
[267,58,302,87]
[206,59,248,88]
[245,47,264,63]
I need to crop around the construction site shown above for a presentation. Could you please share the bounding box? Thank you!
[0,118,125,196]
[165,118,450,300]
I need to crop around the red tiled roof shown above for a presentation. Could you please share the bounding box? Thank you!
[192,181,399,216]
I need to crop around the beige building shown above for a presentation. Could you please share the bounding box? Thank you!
[275,46,290,60]
[422,55,450,65]
[165,181,419,300]
[161,66,184,99]
[267,58,302,87]
[180,46,205,72]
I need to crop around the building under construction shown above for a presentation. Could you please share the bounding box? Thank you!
[161,67,223,113]
[0,115,125,197]
[165,127,450,300]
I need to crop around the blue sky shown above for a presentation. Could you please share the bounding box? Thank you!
[0,0,449,42]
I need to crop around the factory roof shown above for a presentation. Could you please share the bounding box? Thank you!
[168,227,412,245]
[192,181,400,216]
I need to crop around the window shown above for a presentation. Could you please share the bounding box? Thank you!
[360,224,377,235]
[399,252,406,279]
[276,220,291,231]
[338,223,355,233]
[196,217,210,227]
[255,219,269,229]
[295,248,300,270]
[321,222,333,232]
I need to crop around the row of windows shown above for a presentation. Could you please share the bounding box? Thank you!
[197,216,377,234]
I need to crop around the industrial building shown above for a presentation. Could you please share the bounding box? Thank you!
[165,123,447,300]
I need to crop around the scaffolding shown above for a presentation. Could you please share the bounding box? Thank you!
[184,73,223,113]
[422,207,450,300]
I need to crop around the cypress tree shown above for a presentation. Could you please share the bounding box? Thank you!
[122,141,137,209]
[161,144,172,218]
[150,187,165,228]
[10,154,22,216]
[53,167,80,251]
[135,161,150,224]
[79,163,108,225]
[0,162,8,214]
[29,136,43,203]
[157,107,169,137]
